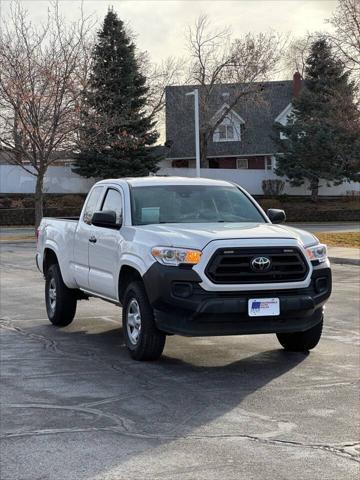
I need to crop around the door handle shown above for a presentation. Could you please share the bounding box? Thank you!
[89,236,97,243]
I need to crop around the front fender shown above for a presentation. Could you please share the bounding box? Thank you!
[118,252,151,277]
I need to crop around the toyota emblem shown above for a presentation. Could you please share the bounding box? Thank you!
[251,256,272,272]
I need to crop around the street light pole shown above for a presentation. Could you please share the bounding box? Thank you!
[185,89,201,177]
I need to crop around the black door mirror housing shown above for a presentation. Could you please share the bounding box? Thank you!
[92,210,122,229]
[267,208,286,224]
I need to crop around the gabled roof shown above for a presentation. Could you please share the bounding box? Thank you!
[275,103,293,124]
[211,103,245,125]
[165,80,293,158]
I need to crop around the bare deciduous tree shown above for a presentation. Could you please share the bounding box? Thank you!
[186,15,287,166]
[135,55,186,143]
[146,57,186,121]
[282,34,314,79]
[327,0,360,76]
[0,1,94,228]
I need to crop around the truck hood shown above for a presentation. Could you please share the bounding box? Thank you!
[135,223,318,250]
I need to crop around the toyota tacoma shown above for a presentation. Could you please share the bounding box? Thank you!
[36,177,332,360]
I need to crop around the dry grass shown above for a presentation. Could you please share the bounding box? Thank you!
[0,235,35,242]
[315,232,360,248]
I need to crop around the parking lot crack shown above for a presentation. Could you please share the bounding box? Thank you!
[2,421,359,464]
[184,433,360,463]
[2,402,133,432]
[0,318,61,353]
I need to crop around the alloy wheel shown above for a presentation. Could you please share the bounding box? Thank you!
[126,298,142,345]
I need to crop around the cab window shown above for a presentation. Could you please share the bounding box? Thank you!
[101,188,123,224]
[82,187,103,225]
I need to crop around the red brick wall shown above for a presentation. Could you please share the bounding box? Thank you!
[215,156,267,169]
[248,157,266,169]
[171,156,269,169]
[218,158,236,169]
[172,159,189,167]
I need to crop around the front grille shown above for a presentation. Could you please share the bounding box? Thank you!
[205,247,309,284]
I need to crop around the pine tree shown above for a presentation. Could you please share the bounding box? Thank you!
[74,9,160,178]
[274,38,360,201]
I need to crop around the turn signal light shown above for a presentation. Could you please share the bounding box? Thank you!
[184,250,202,264]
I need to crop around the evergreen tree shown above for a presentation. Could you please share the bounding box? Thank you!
[274,38,360,201]
[74,9,160,178]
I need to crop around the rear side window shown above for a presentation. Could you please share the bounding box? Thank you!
[101,188,123,224]
[82,187,103,225]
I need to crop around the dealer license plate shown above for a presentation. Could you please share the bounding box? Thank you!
[248,298,280,317]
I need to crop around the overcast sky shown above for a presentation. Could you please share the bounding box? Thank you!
[1,0,337,65]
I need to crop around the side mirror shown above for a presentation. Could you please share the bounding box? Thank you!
[92,210,122,229]
[267,208,286,224]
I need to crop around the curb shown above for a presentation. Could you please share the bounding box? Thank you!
[329,256,360,266]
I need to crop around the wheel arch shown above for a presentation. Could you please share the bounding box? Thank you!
[118,265,143,304]
[43,248,59,274]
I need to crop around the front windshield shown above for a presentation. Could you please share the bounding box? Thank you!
[131,185,265,225]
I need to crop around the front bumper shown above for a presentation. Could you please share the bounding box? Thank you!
[143,263,332,336]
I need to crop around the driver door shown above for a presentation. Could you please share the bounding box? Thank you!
[73,186,104,289]
[88,187,124,300]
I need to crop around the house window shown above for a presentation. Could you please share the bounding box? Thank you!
[213,116,241,142]
[236,158,248,169]
[265,158,273,170]
[218,124,234,140]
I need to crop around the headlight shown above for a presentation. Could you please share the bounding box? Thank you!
[151,247,202,266]
[305,243,327,263]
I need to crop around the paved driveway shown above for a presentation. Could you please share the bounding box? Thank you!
[1,243,359,479]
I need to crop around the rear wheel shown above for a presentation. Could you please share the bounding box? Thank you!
[45,263,77,326]
[123,281,166,361]
[276,318,323,352]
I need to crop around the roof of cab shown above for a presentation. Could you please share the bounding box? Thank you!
[97,176,234,187]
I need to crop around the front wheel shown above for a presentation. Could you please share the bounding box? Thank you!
[276,318,323,352]
[123,281,166,361]
[45,263,77,326]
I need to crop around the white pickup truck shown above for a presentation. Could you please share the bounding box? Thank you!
[36,177,332,361]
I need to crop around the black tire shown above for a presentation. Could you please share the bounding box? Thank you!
[276,318,323,352]
[45,263,77,327]
[122,281,166,361]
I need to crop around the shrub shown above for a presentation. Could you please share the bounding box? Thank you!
[259,198,282,211]
[61,195,84,208]
[262,179,285,197]
[0,198,12,209]
[22,197,35,208]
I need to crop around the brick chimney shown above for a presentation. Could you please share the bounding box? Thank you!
[293,71,302,97]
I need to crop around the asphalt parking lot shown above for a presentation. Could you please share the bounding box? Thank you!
[0,242,359,480]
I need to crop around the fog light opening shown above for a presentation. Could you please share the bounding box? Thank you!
[315,277,328,294]
[172,282,193,298]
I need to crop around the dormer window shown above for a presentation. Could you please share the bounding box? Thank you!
[212,105,244,143]
[218,123,234,141]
